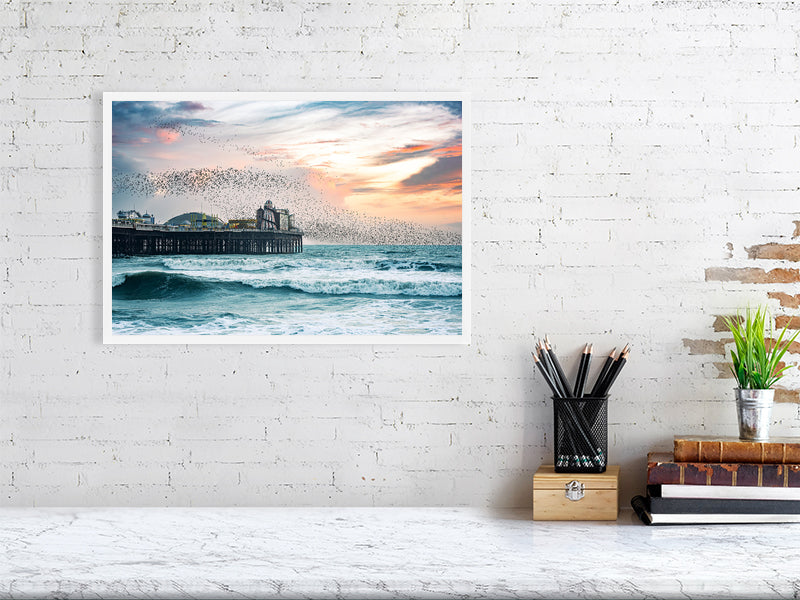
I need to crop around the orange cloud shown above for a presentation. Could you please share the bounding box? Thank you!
[433,144,462,158]
[397,144,433,153]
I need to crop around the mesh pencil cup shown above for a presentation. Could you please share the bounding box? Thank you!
[553,396,608,473]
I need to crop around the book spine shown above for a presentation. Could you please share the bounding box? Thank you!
[648,483,800,500]
[674,439,800,464]
[647,495,800,514]
[647,461,800,487]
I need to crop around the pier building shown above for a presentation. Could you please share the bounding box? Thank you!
[112,201,303,257]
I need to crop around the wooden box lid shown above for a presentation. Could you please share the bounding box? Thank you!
[534,465,620,490]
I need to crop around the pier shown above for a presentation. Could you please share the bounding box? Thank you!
[112,224,303,257]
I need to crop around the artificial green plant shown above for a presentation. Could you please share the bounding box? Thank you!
[724,306,800,390]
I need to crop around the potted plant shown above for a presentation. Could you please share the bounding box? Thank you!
[724,306,799,441]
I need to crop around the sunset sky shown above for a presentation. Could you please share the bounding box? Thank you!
[111,99,462,229]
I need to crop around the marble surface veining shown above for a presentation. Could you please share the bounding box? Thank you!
[1,507,799,599]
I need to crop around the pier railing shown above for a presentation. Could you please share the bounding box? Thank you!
[112,226,303,257]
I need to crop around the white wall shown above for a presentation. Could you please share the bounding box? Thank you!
[2,0,800,507]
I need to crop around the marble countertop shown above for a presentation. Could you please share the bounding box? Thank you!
[0,507,798,599]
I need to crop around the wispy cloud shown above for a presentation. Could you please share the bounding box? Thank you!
[112,99,462,228]
[401,155,462,193]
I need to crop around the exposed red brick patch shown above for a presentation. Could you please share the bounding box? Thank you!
[711,363,793,377]
[769,292,800,308]
[766,339,800,354]
[746,243,800,262]
[714,362,735,379]
[705,267,800,284]
[713,315,742,332]
[775,388,800,404]
[682,338,728,355]
[775,316,800,330]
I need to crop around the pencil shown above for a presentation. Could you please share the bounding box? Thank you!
[539,341,568,398]
[589,347,616,398]
[532,351,561,398]
[536,348,581,464]
[597,344,629,395]
[544,335,572,398]
[573,343,592,398]
[598,346,629,397]
[560,399,603,465]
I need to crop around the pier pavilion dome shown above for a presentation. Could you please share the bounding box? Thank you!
[165,212,224,229]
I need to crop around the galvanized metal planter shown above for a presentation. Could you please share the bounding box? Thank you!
[735,388,775,442]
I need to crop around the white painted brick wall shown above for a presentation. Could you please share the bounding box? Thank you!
[2,0,800,507]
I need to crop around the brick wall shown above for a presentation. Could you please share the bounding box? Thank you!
[2,0,799,507]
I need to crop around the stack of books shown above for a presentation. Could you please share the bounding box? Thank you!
[632,435,800,525]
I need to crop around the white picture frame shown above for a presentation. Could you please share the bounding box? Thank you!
[103,92,470,345]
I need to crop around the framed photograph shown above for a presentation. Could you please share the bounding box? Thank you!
[103,92,470,344]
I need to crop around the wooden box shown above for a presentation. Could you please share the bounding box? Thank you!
[533,465,619,521]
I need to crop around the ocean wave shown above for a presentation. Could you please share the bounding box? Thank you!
[113,271,215,300]
[113,269,461,298]
[160,256,290,273]
[158,255,461,274]
[111,312,259,335]
[264,278,461,297]
[374,259,460,272]
[112,299,461,336]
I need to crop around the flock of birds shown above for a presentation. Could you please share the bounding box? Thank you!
[115,118,462,246]
[112,166,461,245]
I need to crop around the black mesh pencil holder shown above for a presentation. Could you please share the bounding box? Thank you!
[553,396,608,473]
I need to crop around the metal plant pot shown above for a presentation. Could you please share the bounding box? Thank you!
[735,388,775,441]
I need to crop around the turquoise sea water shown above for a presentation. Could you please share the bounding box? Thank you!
[111,244,462,336]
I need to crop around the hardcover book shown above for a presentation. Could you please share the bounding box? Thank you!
[649,484,800,501]
[647,452,800,487]
[645,491,800,514]
[674,435,800,464]
[631,495,800,525]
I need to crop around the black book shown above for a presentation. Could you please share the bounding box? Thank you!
[647,492,800,514]
[631,495,800,525]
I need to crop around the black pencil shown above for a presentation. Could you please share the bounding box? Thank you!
[598,346,629,397]
[532,351,561,398]
[536,347,585,464]
[538,341,567,397]
[544,335,572,397]
[589,347,616,398]
[597,343,629,396]
[573,343,591,398]
[538,340,585,463]
[561,399,603,464]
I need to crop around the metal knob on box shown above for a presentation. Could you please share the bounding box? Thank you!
[565,480,585,501]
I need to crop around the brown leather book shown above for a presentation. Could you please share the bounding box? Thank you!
[647,452,800,486]
[674,435,800,464]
